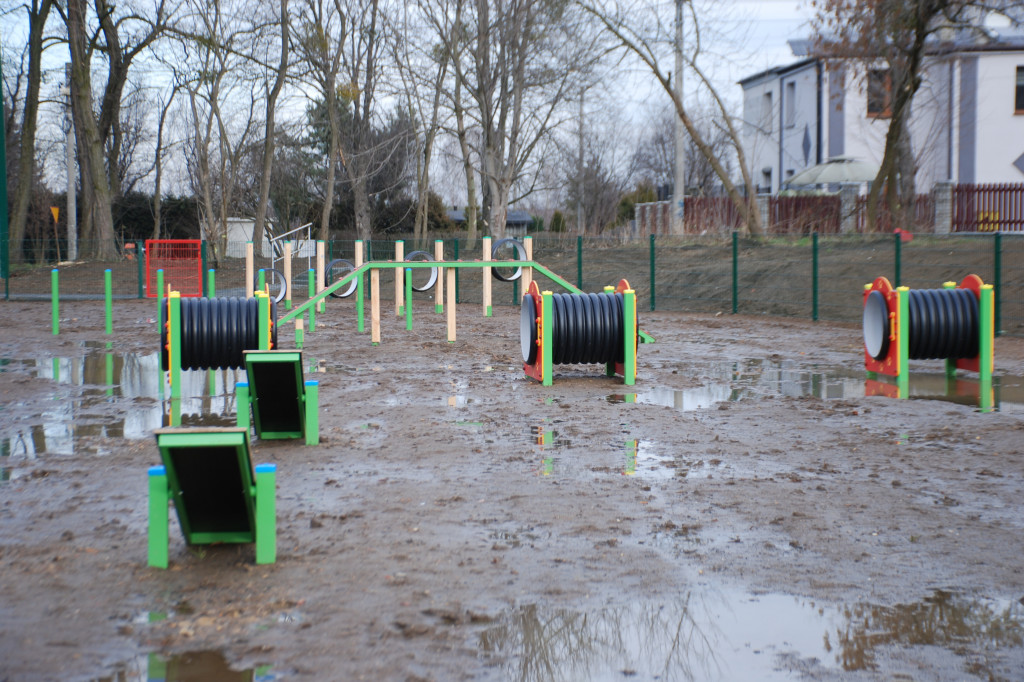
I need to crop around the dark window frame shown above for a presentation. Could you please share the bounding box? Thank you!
[867,68,892,118]
[1015,65,1024,114]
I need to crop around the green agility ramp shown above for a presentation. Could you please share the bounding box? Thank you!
[149,427,276,568]
[240,350,319,444]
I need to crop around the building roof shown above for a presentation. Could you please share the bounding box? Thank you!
[737,57,816,87]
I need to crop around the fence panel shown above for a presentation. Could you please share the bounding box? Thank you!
[953,184,1024,232]
[770,196,841,234]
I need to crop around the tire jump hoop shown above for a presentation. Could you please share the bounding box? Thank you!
[862,274,993,398]
[521,279,638,386]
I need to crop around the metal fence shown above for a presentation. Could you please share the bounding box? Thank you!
[4,232,1022,337]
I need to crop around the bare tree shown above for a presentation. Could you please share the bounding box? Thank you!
[811,0,1022,231]
[252,0,290,249]
[7,0,55,264]
[634,103,734,196]
[457,0,604,240]
[579,0,763,236]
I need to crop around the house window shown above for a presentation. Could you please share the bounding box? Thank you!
[867,68,892,118]
[763,91,773,132]
[1016,66,1024,113]
[785,81,796,127]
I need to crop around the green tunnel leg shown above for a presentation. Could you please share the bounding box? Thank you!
[304,380,319,445]
[624,289,637,386]
[255,464,277,564]
[980,285,994,412]
[148,466,169,569]
[897,287,909,399]
[542,291,553,387]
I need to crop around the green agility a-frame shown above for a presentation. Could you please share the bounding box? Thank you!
[238,350,319,444]
[149,427,276,568]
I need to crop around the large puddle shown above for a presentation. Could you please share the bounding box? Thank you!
[95,649,274,681]
[479,588,1024,680]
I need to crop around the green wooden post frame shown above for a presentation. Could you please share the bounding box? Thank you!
[150,427,276,567]
[405,267,413,331]
[623,289,637,386]
[243,350,319,443]
[541,290,553,386]
[236,381,251,433]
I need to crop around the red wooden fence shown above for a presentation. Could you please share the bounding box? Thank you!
[952,184,1024,232]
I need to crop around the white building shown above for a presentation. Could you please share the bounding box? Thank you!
[740,27,1024,194]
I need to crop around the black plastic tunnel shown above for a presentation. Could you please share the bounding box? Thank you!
[863,287,978,361]
[521,292,634,366]
[161,297,278,371]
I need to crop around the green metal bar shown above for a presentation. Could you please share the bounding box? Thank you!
[207,269,215,298]
[894,231,902,287]
[649,234,656,312]
[993,232,1002,337]
[254,463,277,564]
[542,290,553,386]
[51,269,59,334]
[104,269,112,334]
[731,231,738,314]
[576,235,583,289]
[147,465,169,569]
[356,268,364,333]
[304,380,319,445]
[136,241,144,298]
[435,238,444,314]
[624,289,637,386]
[454,239,460,303]
[812,232,819,322]
[980,285,994,386]
[236,381,250,432]
[405,267,413,330]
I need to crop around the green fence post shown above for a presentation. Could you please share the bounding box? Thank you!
[104,269,112,334]
[51,269,59,334]
[576,235,583,290]
[157,269,164,322]
[894,231,902,287]
[812,232,819,322]
[649,234,656,312]
[307,269,316,333]
[201,240,208,296]
[993,231,1002,337]
[236,381,250,432]
[207,269,215,298]
[304,380,319,446]
[731,231,738,314]
[405,267,413,331]
[136,241,145,298]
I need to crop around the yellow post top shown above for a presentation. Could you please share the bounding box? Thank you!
[897,286,910,292]
[542,290,553,296]
[863,283,872,290]
[169,291,181,299]
[943,281,957,288]
[625,289,635,294]
[982,284,993,291]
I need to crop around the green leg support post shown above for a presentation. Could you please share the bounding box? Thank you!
[169,293,182,405]
[208,269,215,298]
[258,269,266,294]
[624,289,637,386]
[897,287,909,399]
[307,269,316,333]
[405,268,413,331]
[236,382,250,433]
[604,286,615,377]
[356,270,365,333]
[980,285,994,386]
[542,291,553,387]
[254,464,277,564]
[148,465,169,569]
[295,322,304,350]
[258,293,269,350]
[104,269,113,334]
[156,268,164,321]
[305,380,319,445]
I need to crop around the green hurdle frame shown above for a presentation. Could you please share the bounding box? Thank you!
[149,427,276,568]
[240,350,320,445]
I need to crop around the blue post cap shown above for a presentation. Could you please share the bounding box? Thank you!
[237,381,249,388]
[148,465,167,476]
[105,268,111,273]
[305,380,319,387]
[255,464,277,474]
[52,268,58,273]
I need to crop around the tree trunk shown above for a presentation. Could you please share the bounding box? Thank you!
[353,172,372,242]
[253,0,289,253]
[9,0,53,264]
[67,0,116,259]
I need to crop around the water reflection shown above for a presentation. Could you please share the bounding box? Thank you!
[479,589,1024,681]
[608,359,1024,412]
[94,649,273,681]
[531,425,570,477]
[0,342,242,457]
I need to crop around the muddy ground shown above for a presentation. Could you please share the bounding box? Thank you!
[2,297,1024,681]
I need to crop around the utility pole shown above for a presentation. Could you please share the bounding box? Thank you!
[577,87,585,235]
[64,63,77,261]
[672,0,686,235]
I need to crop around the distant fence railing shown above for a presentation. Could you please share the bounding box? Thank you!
[953,184,1024,233]
[6,232,1024,338]
[770,195,841,234]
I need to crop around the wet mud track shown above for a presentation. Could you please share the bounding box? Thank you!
[2,299,1024,680]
